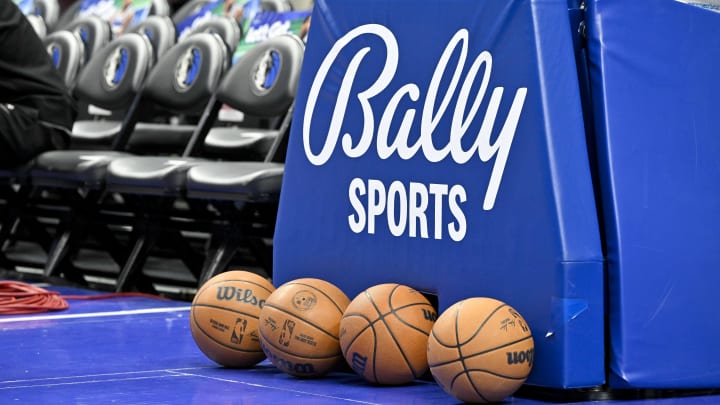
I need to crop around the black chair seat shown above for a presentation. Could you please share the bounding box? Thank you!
[202,127,279,160]
[32,150,132,188]
[185,162,284,202]
[105,156,204,195]
[71,121,196,151]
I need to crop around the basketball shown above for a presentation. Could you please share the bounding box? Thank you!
[339,283,437,385]
[427,297,534,403]
[190,270,275,368]
[258,278,350,377]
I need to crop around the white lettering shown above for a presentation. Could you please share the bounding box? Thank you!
[428,184,448,240]
[367,179,386,234]
[348,178,366,233]
[387,181,407,236]
[409,182,429,239]
[348,178,467,241]
[448,185,467,242]
[304,24,527,211]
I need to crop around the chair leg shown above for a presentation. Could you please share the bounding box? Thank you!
[115,224,157,293]
[44,226,73,278]
[246,237,273,277]
[198,233,238,287]
[160,227,204,279]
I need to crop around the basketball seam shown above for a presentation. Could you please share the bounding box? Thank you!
[428,334,534,367]
[367,286,422,381]
[464,303,508,345]
[340,313,375,360]
[191,303,261,319]
[449,371,492,403]
[384,303,433,336]
[195,278,274,298]
[456,300,507,402]
[262,303,340,339]
[462,368,528,380]
[360,289,381,384]
[259,330,343,360]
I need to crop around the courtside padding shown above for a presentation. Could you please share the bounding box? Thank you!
[274,0,604,389]
[586,0,720,389]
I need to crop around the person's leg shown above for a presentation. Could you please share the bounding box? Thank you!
[0,103,62,169]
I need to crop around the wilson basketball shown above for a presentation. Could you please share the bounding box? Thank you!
[427,297,534,403]
[339,283,437,385]
[258,278,350,377]
[190,270,275,368]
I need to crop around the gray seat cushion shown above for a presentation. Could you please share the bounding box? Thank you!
[185,162,284,202]
[105,156,203,195]
[202,127,278,160]
[32,150,132,188]
[71,121,197,152]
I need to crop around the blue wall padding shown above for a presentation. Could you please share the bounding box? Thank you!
[586,0,720,389]
[275,0,605,388]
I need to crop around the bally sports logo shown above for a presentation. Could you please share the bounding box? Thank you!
[302,24,527,242]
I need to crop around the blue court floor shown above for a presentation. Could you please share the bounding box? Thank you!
[2,284,720,404]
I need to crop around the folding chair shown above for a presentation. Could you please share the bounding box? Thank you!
[70,15,179,150]
[64,15,112,65]
[43,29,86,98]
[31,0,59,31]
[103,33,304,289]
[0,32,156,279]
[27,32,231,290]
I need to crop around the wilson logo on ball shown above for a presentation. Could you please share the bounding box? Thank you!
[262,341,316,375]
[215,286,266,307]
[506,348,534,367]
[351,352,368,374]
[422,308,437,321]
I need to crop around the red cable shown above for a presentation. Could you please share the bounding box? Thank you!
[0,281,170,315]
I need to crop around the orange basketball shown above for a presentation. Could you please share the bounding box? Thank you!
[427,297,534,403]
[190,270,275,368]
[339,283,437,385]
[258,278,350,377]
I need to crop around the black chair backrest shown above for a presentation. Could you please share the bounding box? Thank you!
[33,0,60,29]
[52,1,82,32]
[73,32,155,111]
[126,15,177,62]
[185,15,241,50]
[108,32,230,153]
[66,15,112,64]
[44,30,85,88]
[216,33,304,117]
[142,32,230,116]
[181,33,304,159]
[150,0,171,16]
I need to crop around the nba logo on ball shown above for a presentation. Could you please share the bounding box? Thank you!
[259,278,350,378]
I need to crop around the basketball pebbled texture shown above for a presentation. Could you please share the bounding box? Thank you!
[427,297,534,403]
[340,283,437,385]
[190,270,275,368]
[258,278,350,377]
